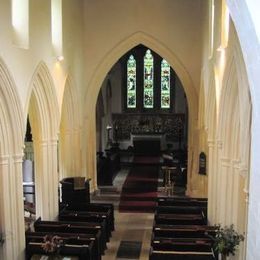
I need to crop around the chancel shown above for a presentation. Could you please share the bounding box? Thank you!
[0,1,260,259]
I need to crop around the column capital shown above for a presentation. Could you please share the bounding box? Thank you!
[221,157,231,167]
[0,155,10,165]
[13,153,24,163]
[208,139,215,147]
[231,159,241,170]
[217,140,223,149]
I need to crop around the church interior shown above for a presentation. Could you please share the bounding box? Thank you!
[1,0,260,259]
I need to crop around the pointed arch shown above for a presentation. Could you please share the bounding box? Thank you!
[226,2,260,258]
[0,57,25,260]
[83,31,198,191]
[26,61,60,220]
[205,70,217,141]
[85,31,197,117]
[27,61,59,140]
[60,75,82,178]
[215,28,250,259]
[204,68,218,224]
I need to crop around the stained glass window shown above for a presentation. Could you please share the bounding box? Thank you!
[143,49,154,108]
[127,55,136,108]
[161,59,171,108]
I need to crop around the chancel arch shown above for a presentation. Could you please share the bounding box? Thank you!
[84,31,199,193]
[26,61,60,220]
[0,58,25,260]
[60,75,82,179]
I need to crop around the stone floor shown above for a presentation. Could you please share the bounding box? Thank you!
[95,168,154,259]
[92,165,185,260]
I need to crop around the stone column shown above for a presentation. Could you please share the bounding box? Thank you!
[0,154,25,260]
[34,139,59,220]
[218,157,231,224]
[207,139,215,223]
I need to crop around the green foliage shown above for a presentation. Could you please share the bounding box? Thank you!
[213,224,244,256]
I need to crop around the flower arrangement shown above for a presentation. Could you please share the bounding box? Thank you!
[209,224,244,258]
[41,235,64,256]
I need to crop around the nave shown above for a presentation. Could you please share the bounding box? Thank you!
[25,152,213,260]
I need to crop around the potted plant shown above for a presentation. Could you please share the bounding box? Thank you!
[210,224,244,260]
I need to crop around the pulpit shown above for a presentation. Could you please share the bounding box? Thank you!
[60,177,91,205]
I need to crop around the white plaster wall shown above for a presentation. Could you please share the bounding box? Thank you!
[83,0,203,95]
[0,0,85,114]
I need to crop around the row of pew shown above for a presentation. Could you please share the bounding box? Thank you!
[25,202,115,260]
[150,197,217,260]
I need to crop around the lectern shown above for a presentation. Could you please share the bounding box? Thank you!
[161,166,176,196]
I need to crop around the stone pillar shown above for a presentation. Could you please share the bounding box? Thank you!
[0,154,25,260]
[218,157,231,224]
[207,139,215,223]
[34,139,59,220]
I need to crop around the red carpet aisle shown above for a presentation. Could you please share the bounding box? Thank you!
[118,156,160,213]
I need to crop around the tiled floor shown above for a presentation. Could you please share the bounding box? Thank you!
[102,211,154,259]
[94,165,185,259]
[94,167,155,259]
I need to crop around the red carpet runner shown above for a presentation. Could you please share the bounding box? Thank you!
[119,156,160,213]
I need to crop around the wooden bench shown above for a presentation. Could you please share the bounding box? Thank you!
[153,225,216,239]
[34,218,107,254]
[149,248,215,260]
[156,197,208,217]
[64,202,115,232]
[150,238,215,260]
[155,205,205,215]
[154,213,207,226]
[59,210,111,241]
[26,232,95,260]
[26,231,101,260]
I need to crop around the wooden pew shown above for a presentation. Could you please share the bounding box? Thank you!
[64,202,115,232]
[34,218,107,254]
[25,231,100,260]
[59,210,111,241]
[26,235,94,260]
[157,197,208,217]
[153,225,216,239]
[149,248,215,260]
[25,231,101,260]
[150,237,215,260]
[155,205,205,215]
[154,213,207,226]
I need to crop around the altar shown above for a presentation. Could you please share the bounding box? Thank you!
[131,133,166,156]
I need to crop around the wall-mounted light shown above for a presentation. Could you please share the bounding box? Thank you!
[56,55,64,62]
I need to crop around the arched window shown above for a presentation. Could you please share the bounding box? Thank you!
[143,49,154,108]
[124,45,175,112]
[127,55,136,108]
[161,59,171,108]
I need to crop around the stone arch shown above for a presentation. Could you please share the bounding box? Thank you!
[205,71,217,141]
[226,2,260,258]
[204,69,218,224]
[217,51,240,224]
[215,26,250,257]
[60,75,82,178]
[218,56,238,157]
[0,58,25,259]
[83,31,198,191]
[85,31,197,118]
[26,61,60,220]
